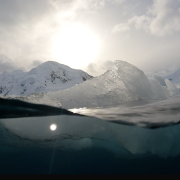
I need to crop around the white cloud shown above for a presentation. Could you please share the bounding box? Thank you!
[112,0,125,4]
[112,0,180,36]
[50,0,106,12]
[0,54,18,73]
[50,0,125,15]
[0,0,108,67]
[112,23,130,33]
[86,60,117,76]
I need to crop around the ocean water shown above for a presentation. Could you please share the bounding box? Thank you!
[1,97,180,174]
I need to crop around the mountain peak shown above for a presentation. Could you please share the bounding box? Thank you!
[0,61,93,96]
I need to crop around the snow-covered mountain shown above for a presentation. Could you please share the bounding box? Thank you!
[0,61,93,96]
[164,68,180,89]
[165,69,180,83]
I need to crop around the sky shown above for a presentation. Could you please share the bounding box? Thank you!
[0,0,180,76]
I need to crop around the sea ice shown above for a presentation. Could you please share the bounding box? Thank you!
[148,78,170,99]
[8,93,62,108]
[49,69,140,109]
[153,75,167,87]
[49,61,178,109]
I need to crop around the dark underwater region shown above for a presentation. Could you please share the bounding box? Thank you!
[1,98,180,174]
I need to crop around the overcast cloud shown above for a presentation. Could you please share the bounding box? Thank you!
[113,0,180,36]
[0,0,180,75]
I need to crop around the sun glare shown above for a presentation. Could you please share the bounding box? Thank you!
[50,124,57,131]
[52,24,100,69]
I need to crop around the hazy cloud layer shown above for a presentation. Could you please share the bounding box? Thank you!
[0,0,126,71]
[87,60,117,76]
[0,0,180,75]
[0,55,17,73]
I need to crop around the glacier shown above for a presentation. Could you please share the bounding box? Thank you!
[48,61,179,109]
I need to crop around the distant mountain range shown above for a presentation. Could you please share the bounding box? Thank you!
[164,68,180,89]
[165,69,180,84]
[0,61,93,96]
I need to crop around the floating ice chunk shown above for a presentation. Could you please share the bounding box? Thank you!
[115,60,156,100]
[165,79,180,96]
[49,61,174,109]
[153,75,167,87]
[10,93,62,108]
[149,78,170,99]
[49,69,139,109]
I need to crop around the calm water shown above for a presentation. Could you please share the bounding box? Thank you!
[1,97,180,174]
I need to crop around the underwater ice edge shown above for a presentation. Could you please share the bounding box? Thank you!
[1,102,180,174]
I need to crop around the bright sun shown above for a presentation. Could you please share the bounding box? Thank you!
[52,24,100,69]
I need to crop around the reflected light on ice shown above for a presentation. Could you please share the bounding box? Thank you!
[71,109,79,114]
[71,108,87,114]
[50,124,57,131]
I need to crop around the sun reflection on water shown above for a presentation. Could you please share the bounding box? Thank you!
[50,124,57,131]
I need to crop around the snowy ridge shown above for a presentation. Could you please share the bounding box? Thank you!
[165,68,180,83]
[164,68,180,89]
[0,61,93,96]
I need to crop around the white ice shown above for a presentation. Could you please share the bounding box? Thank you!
[153,75,167,87]
[48,61,179,109]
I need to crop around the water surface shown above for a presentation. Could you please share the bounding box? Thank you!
[1,97,180,174]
